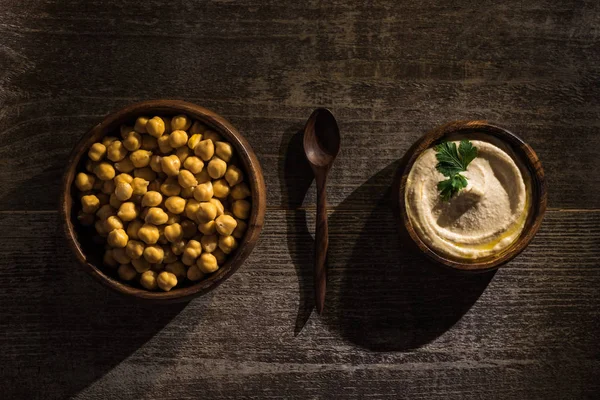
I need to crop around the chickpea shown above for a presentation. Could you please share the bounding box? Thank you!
[109,193,123,209]
[118,264,137,281]
[157,225,168,245]
[157,135,173,154]
[142,191,163,207]
[193,182,213,202]
[81,194,100,214]
[75,172,95,191]
[143,244,164,263]
[77,211,95,226]
[197,220,217,235]
[96,204,115,220]
[231,183,251,200]
[194,139,214,161]
[130,149,152,168]
[232,200,251,219]
[107,140,128,162]
[176,146,191,163]
[200,235,218,253]
[119,125,133,138]
[126,240,145,259]
[177,169,197,188]
[149,155,163,172]
[140,270,158,290]
[195,168,211,184]
[94,162,116,181]
[215,214,238,236]
[160,155,181,176]
[145,207,169,225]
[212,179,230,199]
[233,219,247,239]
[180,186,194,199]
[148,179,161,192]
[126,219,144,240]
[85,159,96,173]
[103,249,118,267]
[164,196,186,214]
[215,141,233,162]
[118,202,139,223]
[138,224,160,244]
[165,261,186,280]
[157,271,178,291]
[184,199,200,220]
[166,212,180,225]
[134,116,149,133]
[187,265,205,281]
[158,177,180,197]
[203,130,222,143]
[104,215,124,232]
[134,167,157,181]
[218,235,238,254]
[146,116,165,138]
[181,220,197,239]
[209,198,225,217]
[101,179,115,194]
[213,248,227,264]
[182,240,202,265]
[167,130,187,149]
[171,239,186,255]
[225,165,243,187]
[190,121,207,135]
[207,157,227,179]
[114,173,133,184]
[107,228,128,248]
[182,156,203,174]
[162,246,178,263]
[187,133,202,150]
[102,136,118,147]
[123,131,142,151]
[197,253,218,273]
[88,142,107,161]
[132,257,151,273]
[115,157,135,173]
[131,177,149,196]
[196,202,217,222]
[113,248,131,264]
[171,114,192,131]
[115,182,133,201]
[141,135,158,151]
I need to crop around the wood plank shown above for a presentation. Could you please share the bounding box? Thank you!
[0,209,598,399]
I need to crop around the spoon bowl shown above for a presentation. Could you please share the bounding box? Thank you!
[303,109,341,169]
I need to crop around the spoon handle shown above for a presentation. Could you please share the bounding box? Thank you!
[314,173,328,314]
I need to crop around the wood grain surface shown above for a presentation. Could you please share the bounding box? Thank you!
[1,0,599,399]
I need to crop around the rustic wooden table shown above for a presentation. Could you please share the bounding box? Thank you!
[1,1,599,399]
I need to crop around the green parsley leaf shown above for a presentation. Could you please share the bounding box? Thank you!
[434,139,478,201]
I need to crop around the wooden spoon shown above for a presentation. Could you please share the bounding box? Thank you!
[303,108,341,314]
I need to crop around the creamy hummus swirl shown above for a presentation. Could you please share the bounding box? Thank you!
[405,134,530,260]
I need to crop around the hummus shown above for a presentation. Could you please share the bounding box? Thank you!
[405,134,530,260]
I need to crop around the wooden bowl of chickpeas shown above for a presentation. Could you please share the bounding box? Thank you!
[61,100,266,302]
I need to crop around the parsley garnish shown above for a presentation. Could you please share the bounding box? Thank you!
[434,140,478,201]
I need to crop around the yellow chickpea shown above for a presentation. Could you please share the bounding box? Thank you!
[134,167,156,182]
[165,196,186,214]
[131,177,149,196]
[190,121,207,135]
[104,215,124,232]
[138,224,160,244]
[123,131,142,152]
[142,191,162,207]
[225,165,243,187]
[184,199,200,220]
[181,220,197,239]
[195,168,211,184]
[212,179,230,199]
[115,182,133,201]
[126,219,144,240]
[215,141,233,162]
[114,173,133,184]
[194,139,214,161]
[233,219,247,239]
[120,125,134,138]
[112,248,131,264]
[218,235,238,254]
[207,157,227,179]
[183,156,204,174]
[101,136,118,147]
[88,142,107,161]
[187,265,205,281]
[157,135,173,154]
[161,155,181,177]
[149,155,163,172]
[160,177,181,197]
[164,223,183,242]
[203,130,222,143]
[193,182,213,202]
[115,157,135,173]
[212,248,227,264]
[143,244,164,263]
[177,170,197,188]
[200,235,218,253]
[134,116,149,133]
[77,210,95,226]
[176,146,191,163]
[209,198,225,217]
[171,239,186,255]
[180,186,194,199]
[132,257,151,273]
[215,214,238,236]
[165,261,186,280]
[197,253,219,273]
[197,220,216,235]
[101,180,115,194]
[103,249,118,267]
[146,116,165,138]
[109,193,123,209]
[141,135,158,151]
[126,240,145,259]
[75,172,95,191]
[171,114,191,131]
[187,133,202,150]
[182,240,202,265]
[231,183,251,200]
[94,162,116,181]
[145,207,169,225]
[81,194,100,214]
[140,270,158,290]
[166,212,180,225]
[169,130,188,148]
[129,149,152,168]
[118,264,137,281]
[196,202,217,222]
[107,228,128,248]
[232,200,251,219]
[96,204,115,220]
[157,271,178,291]
[107,140,128,162]
[117,202,137,222]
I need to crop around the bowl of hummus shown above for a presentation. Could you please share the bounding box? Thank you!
[398,121,547,271]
